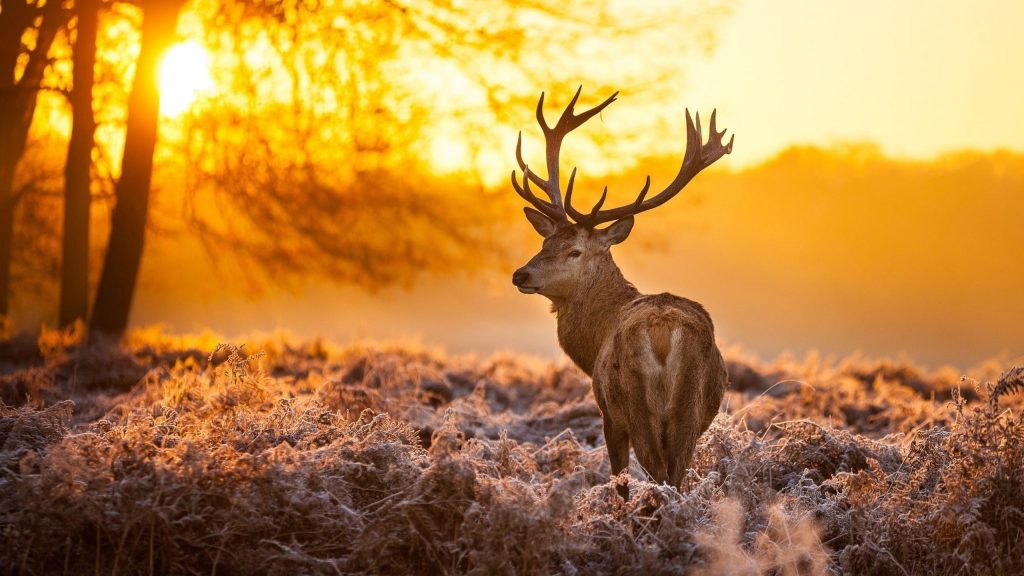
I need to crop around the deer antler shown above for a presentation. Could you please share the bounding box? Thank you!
[511,87,618,223]
[512,88,734,228]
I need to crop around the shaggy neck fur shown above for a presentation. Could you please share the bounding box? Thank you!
[550,255,639,375]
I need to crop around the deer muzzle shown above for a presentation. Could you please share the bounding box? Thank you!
[512,268,540,294]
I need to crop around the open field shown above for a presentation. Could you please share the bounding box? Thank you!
[3,2,1022,575]
[1,327,1022,575]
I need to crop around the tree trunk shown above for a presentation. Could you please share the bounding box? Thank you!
[0,168,14,317]
[59,0,99,327]
[90,1,183,338]
[0,0,65,316]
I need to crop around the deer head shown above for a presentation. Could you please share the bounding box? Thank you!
[511,88,734,299]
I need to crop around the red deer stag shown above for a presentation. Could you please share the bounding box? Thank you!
[511,88,733,498]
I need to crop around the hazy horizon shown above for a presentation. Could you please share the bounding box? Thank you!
[13,143,1020,370]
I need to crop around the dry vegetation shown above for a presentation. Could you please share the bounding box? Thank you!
[1,326,1022,575]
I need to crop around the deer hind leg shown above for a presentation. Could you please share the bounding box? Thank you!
[594,368,632,499]
[628,411,669,485]
[621,367,669,484]
[602,413,631,499]
[666,424,699,487]
[626,328,674,485]
[666,365,717,487]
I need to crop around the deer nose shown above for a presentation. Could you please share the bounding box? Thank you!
[512,269,531,287]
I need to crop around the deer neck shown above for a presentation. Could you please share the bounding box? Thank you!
[551,259,639,376]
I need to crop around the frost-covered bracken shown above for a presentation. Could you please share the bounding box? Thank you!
[0,327,1021,575]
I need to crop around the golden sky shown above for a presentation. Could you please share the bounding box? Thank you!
[46,0,1024,179]
[682,0,1024,166]
[127,0,1024,182]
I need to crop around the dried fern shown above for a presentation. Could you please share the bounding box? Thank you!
[990,366,1024,404]
[0,331,1021,575]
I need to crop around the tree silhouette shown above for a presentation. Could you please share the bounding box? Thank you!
[0,0,68,316]
[60,0,100,327]
[91,0,186,337]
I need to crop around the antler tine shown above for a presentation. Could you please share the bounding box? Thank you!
[556,86,583,129]
[511,167,564,222]
[535,92,550,132]
[520,88,621,219]
[570,106,734,227]
[548,88,617,221]
[514,90,721,229]
[541,86,616,137]
[568,175,649,227]
[694,110,703,162]
[634,176,651,206]
[683,109,700,168]
[565,89,618,133]
[590,186,608,218]
[563,167,578,211]
[516,131,553,192]
[708,108,736,156]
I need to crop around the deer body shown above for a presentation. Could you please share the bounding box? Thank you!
[510,88,733,497]
[593,293,726,488]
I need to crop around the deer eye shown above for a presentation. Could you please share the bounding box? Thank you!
[567,249,582,258]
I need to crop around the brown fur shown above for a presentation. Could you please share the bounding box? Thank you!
[514,223,728,498]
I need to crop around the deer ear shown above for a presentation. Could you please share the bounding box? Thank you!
[523,207,559,237]
[601,216,634,246]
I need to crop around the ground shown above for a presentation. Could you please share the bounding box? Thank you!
[1,326,1022,575]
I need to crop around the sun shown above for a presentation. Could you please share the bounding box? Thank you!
[159,41,213,117]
